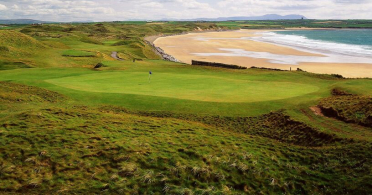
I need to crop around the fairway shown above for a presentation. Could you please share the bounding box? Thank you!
[47,71,319,102]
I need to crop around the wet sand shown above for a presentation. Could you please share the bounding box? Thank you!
[154,30,372,78]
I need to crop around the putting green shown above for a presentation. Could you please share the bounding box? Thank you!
[47,72,319,103]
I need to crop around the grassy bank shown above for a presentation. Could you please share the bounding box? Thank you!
[1,81,371,194]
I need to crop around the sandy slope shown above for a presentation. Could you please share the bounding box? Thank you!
[154,30,372,78]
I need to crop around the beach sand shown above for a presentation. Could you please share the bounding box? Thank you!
[154,30,372,78]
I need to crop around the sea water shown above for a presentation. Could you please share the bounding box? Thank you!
[193,29,372,65]
[259,29,372,58]
[276,29,372,48]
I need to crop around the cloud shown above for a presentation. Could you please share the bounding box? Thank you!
[176,0,213,10]
[0,3,7,10]
[334,0,369,3]
[217,0,372,19]
[141,2,163,8]
[11,4,19,9]
[0,0,371,21]
[0,0,117,21]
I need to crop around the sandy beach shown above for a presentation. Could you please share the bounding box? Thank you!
[154,30,372,78]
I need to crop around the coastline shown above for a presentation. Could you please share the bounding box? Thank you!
[152,29,372,78]
[144,29,235,62]
[145,34,186,62]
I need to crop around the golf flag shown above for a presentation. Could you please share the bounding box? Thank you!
[149,71,152,83]
[149,71,152,75]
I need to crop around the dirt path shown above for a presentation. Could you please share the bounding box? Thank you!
[111,51,124,61]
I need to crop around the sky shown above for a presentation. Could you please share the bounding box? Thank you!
[0,0,371,22]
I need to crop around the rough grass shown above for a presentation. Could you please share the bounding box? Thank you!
[1,82,371,194]
[0,22,229,68]
[0,30,47,58]
[103,106,345,147]
[319,89,372,127]
[0,30,46,49]
[0,81,67,103]
[0,61,31,70]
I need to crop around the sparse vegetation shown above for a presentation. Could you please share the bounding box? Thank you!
[319,89,372,127]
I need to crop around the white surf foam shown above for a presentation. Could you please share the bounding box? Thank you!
[192,48,372,65]
[250,31,372,58]
[191,31,372,65]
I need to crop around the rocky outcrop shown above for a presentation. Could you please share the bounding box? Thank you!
[144,30,232,63]
[144,39,180,63]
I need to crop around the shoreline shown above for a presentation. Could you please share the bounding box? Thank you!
[145,29,236,44]
[144,29,235,62]
[144,27,338,59]
[146,27,372,43]
[145,38,180,62]
[152,29,372,78]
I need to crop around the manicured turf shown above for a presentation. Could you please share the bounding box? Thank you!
[62,49,96,57]
[46,71,319,103]
[0,59,370,116]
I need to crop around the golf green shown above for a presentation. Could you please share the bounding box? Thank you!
[47,71,319,102]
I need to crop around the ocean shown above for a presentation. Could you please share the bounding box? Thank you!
[254,29,372,58]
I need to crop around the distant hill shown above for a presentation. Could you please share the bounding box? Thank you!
[163,14,307,21]
[71,20,95,23]
[0,19,98,24]
[1,15,307,25]
[0,19,50,25]
[0,19,99,25]
[219,14,307,21]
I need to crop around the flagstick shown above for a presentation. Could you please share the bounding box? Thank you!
[149,74,151,83]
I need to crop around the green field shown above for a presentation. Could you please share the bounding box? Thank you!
[0,22,372,194]
[0,61,346,116]
[46,70,319,103]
